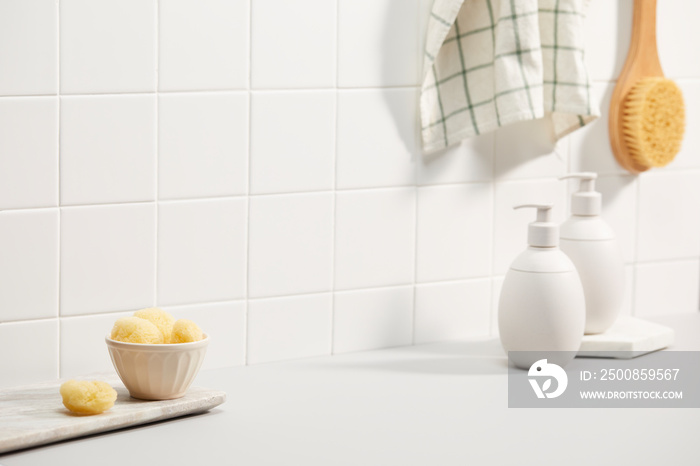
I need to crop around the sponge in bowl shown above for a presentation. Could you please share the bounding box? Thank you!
[133,307,175,343]
[110,316,164,344]
[171,319,203,343]
[60,380,117,415]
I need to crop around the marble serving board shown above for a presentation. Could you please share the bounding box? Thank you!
[0,377,226,455]
[578,317,675,358]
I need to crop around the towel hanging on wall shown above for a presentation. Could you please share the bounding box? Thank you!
[421,0,599,153]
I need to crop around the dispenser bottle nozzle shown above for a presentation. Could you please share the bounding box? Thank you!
[513,204,558,247]
[559,172,601,216]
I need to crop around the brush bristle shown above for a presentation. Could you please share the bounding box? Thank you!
[622,77,685,168]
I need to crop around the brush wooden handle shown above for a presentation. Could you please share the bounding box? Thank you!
[609,0,664,174]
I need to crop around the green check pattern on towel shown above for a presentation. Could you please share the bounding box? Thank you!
[421,0,599,153]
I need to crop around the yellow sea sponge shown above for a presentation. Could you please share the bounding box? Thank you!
[110,316,164,344]
[623,77,685,168]
[171,319,203,343]
[133,307,175,343]
[60,380,117,415]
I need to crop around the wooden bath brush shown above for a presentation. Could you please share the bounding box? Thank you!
[609,0,685,174]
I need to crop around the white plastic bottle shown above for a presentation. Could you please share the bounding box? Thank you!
[559,173,625,335]
[498,204,585,369]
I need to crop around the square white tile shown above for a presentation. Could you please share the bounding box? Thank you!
[334,286,413,353]
[0,97,58,209]
[569,82,627,175]
[338,0,419,87]
[585,175,637,263]
[494,118,568,180]
[159,0,248,91]
[159,93,248,200]
[251,0,335,89]
[59,312,130,378]
[0,0,58,95]
[0,210,59,322]
[416,184,492,283]
[60,204,156,315]
[60,0,156,94]
[60,95,156,205]
[637,172,700,262]
[415,279,491,344]
[0,320,58,389]
[584,0,631,81]
[158,199,247,306]
[657,1,700,78]
[336,89,417,189]
[248,193,333,298]
[250,91,335,194]
[417,133,494,185]
[493,179,567,275]
[634,260,700,317]
[163,301,246,369]
[335,189,415,290]
[248,293,332,364]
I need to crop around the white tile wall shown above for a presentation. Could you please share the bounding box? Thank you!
[60,95,156,205]
[0,320,58,388]
[159,93,248,199]
[0,210,59,322]
[336,89,417,189]
[60,0,156,94]
[0,97,58,209]
[0,0,58,96]
[248,193,333,298]
[335,189,415,290]
[637,172,700,262]
[248,293,332,363]
[158,199,247,305]
[1,0,698,383]
[159,0,249,91]
[634,260,700,317]
[334,286,413,353]
[337,0,419,88]
[251,0,336,89]
[60,204,156,315]
[250,91,335,194]
[416,184,492,282]
[415,279,491,344]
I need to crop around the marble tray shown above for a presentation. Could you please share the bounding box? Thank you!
[0,377,226,455]
[578,317,675,358]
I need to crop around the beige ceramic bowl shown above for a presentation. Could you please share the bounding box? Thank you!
[105,334,209,400]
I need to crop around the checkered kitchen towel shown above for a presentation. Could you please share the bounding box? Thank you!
[421,0,599,153]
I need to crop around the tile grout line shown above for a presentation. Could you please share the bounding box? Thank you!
[412,0,422,345]
[0,85,425,99]
[154,0,160,310]
[330,0,340,356]
[56,0,62,379]
[244,0,253,366]
[5,170,700,214]
[488,128,498,336]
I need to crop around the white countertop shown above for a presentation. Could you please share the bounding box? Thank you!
[2,314,699,466]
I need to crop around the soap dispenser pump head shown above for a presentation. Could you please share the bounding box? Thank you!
[513,204,558,248]
[559,172,601,216]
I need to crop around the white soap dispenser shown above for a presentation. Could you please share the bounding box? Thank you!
[498,204,585,369]
[559,173,625,334]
